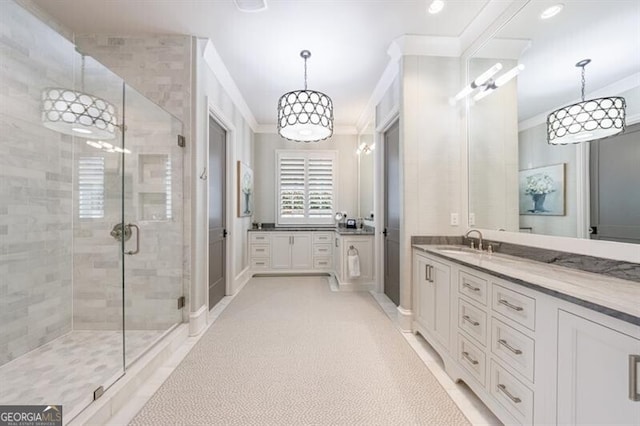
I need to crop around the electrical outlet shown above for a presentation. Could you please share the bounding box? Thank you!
[450,213,459,226]
[469,213,476,226]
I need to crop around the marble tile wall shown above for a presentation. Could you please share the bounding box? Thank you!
[0,1,77,365]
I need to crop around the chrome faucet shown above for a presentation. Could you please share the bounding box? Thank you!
[464,229,483,251]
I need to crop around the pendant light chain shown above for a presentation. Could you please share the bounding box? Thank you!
[304,54,308,90]
[580,65,585,102]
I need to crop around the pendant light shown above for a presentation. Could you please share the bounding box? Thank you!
[277,50,333,142]
[42,54,118,140]
[547,59,626,145]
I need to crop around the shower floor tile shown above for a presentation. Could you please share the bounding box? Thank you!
[0,330,164,421]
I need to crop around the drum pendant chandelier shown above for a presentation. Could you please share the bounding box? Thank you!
[547,59,626,145]
[42,54,118,140]
[277,50,333,142]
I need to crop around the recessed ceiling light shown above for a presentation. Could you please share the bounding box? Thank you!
[540,4,564,20]
[234,0,267,13]
[428,0,445,15]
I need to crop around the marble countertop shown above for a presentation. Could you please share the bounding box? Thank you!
[249,227,375,235]
[413,244,640,325]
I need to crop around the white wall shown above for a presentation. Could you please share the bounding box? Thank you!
[253,133,358,224]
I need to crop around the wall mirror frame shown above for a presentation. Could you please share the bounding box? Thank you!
[464,0,640,262]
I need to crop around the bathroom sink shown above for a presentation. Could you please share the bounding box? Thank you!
[433,245,482,256]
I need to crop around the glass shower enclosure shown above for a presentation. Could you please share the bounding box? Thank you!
[0,1,184,421]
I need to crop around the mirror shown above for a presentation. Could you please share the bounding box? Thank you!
[468,0,640,243]
[358,120,375,220]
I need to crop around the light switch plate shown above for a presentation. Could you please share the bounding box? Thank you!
[469,213,476,226]
[450,213,459,226]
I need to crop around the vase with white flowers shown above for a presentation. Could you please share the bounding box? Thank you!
[524,173,555,212]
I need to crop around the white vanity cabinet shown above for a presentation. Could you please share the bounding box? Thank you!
[411,246,640,426]
[271,233,312,269]
[413,251,451,351]
[557,310,640,425]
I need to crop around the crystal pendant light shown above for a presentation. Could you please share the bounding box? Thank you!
[547,59,626,145]
[277,50,333,143]
[42,54,118,140]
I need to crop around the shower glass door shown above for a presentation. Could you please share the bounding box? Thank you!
[121,84,184,367]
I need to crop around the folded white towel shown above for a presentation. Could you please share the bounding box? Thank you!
[347,253,361,278]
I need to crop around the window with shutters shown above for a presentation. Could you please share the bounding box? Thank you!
[276,150,336,225]
[78,156,105,219]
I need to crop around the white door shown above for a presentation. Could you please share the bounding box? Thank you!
[557,310,640,425]
[414,254,432,330]
[271,234,291,269]
[344,237,373,282]
[290,233,312,269]
[334,235,343,281]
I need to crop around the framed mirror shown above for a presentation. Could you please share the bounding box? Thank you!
[467,0,639,244]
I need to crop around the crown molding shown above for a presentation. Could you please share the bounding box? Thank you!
[202,39,259,132]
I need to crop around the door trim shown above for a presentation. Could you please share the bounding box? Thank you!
[374,109,399,294]
[207,101,234,303]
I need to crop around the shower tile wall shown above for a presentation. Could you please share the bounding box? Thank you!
[76,35,193,321]
[0,2,76,364]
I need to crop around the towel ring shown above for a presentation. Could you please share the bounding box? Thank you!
[348,245,359,256]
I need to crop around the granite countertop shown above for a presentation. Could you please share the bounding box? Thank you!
[248,226,375,235]
[413,244,640,325]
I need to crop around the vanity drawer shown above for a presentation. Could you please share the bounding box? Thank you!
[490,360,534,425]
[491,318,535,382]
[250,244,270,258]
[458,298,487,346]
[313,244,332,256]
[458,270,488,305]
[458,334,486,385]
[313,232,333,243]
[250,259,269,269]
[313,257,332,269]
[492,284,536,331]
[250,233,270,243]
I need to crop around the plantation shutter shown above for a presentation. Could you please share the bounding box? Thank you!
[307,157,333,220]
[78,156,105,219]
[277,151,336,225]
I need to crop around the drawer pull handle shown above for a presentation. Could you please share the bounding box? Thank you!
[497,384,521,404]
[630,354,640,401]
[498,339,523,355]
[256,249,264,252]
[319,262,327,265]
[498,299,524,312]
[462,315,480,326]
[256,262,264,265]
[462,351,479,365]
[463,282,481,292]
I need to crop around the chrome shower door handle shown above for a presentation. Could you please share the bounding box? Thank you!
[124,223,140,255]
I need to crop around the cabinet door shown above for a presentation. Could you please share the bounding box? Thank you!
[271,234,291,269]
[431,258,451,348]
[557,310,640,425]
[414,254,433,329]
[414,254,450,348]
[290,233,312,269]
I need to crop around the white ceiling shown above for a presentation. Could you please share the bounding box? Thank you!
[32,0,491,129]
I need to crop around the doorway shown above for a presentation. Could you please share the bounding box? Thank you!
[208,116,227,309]
[383,119,400,306]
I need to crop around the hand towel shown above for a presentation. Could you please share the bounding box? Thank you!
[348,253,361,278]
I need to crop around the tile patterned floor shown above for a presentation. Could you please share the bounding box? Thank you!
[0,330,164,420]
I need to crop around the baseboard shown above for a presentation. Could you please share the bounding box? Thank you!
[188,305,208,337]
[68,324,188,426]
[232,266,252,294]
[397,306,414,331]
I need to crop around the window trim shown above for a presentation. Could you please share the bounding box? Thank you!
[275,150,338,226]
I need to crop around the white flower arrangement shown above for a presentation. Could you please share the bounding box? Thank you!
[524,173,555,195]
